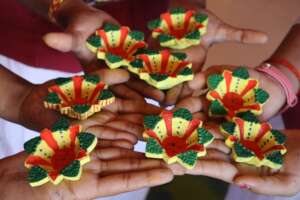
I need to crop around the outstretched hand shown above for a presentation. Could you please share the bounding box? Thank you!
[0,147,173,200]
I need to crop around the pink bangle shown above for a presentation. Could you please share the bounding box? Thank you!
[256,63,298,114]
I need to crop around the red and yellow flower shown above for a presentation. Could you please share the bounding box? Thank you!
[44,75,115,120]
[86,23,146,69]
[143,108,214,169]
[129,50,193,90]
[220,112,287,169]
[148,7,208,49]
[24,119,97,186]
[206,67,269,119]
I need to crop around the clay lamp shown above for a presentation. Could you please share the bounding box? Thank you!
[44,75,115,120]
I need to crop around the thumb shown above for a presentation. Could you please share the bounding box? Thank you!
[234,174,299,196]
[215,23,268,44]
[43,32,75,52]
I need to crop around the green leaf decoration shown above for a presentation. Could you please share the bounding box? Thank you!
[24,137,41,154]
[173,108,192,121]
[129,31,144,41]
[266,151,283,165]
[195,13,208,23]
[146,138,163,154]
[106,53,123,63]
[87,35,102,47]
[158,34,174,43]
[232,67,249,79]
[98,89,114,100]
[186,30,200,40]
[236,111,259,123]
[45,92,61,104]
[103,23,120,32]
[179,68,193,76]
[172,52,187,60]
[197,128,214,144]
[147,19,161,30]
[271,130,286,144]
[72,104,91,114]
[54,77,71,86]
[207,74,223,90]
[78,132,96,150]
[83,75,100,84]
[150,74,169,81]
[170,7,186,14]
[178,151,197,166]
[210,100,227,115]
[234,142,254,158]
[52,118,70,132]
[144,115,162,130]
[28,166,48,183]
[130,59,144,68]
[221,122,236,135]
[255,88,269,104]
[61,160,80,177]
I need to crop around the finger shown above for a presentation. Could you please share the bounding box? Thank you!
[78,111,116,130]
[86,126,137,144]
[43,32,74,52]
[192,112,207,121]
[178,83,193,100]
[204,149,230,161]
[95,168,173,197]
[91,69,130,85]
[105,120,143,137]
[188,72,206,90]
[105,98,162,115]
[186,160,238,183]
[164,84,183,106]
[175,97,203,113]
[94,159,166,175]
[234,174,299,196]
[98,139,133,149]
[204,122,225,139]
[126,77,165,102]
[116,114,144,125]
[215,23,268,44]
[110,84,145,101]
[207,140,230,154]
[91,147,144,160]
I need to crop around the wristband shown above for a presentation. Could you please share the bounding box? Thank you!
[48,0,64,23]
[269,58,300,95]
[256,63,298,114]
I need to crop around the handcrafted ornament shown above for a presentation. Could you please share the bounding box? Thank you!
[143,108,214,169]
[24,119,97,186]
[206,67,269,119]
[44,75,115,120]
[86,23,147,69]
[220,112,287,169]
[148,7,208,49]
[129,50,193,90]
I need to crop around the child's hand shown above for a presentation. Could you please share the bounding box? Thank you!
[0,148,173,200]
[187,65,286,121]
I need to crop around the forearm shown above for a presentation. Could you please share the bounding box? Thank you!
[0,67,33,124]
[269,24,300,94]
[169,0,206,9]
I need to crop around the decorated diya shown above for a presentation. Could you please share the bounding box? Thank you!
[206,67,269,119]
[24,119,97,186]
[44,75,115,120]
[143,108,214,169]
[86,23,147,69]
[148,7,208,49]
[129,50,194,90]
[220,112,287,169]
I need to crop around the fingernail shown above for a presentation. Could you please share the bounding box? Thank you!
[239,184,250,190]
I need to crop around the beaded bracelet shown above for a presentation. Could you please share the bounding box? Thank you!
[48,0,64,23]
